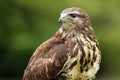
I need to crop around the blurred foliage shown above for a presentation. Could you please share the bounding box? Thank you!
[0,0,120,80]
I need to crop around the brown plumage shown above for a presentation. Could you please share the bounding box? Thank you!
[23,7,101,80]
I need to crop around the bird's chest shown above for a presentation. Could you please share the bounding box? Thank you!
[59,34,100,80]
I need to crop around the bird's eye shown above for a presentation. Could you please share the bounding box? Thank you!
[69,13,77,18]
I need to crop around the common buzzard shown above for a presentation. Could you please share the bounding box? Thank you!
[23,7,101,80]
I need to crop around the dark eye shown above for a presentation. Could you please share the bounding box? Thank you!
[69,13,77,18]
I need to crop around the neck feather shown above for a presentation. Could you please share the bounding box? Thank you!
[55,24,95,42]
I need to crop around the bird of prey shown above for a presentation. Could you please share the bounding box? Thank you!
[23,7,101,80]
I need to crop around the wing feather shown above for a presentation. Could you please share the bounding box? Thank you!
[23,36,68,80]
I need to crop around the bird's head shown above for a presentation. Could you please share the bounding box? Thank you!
[59,7,90,30]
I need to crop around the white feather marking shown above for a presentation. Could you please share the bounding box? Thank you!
[59,28,63,34]
[73,43,78,54]
[60,11,79,18]
[48,58,52,63]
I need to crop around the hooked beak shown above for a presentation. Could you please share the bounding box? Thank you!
[58,18,63,24]
[58,16,72,24]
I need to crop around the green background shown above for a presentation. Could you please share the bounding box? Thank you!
[0,0,120,80]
